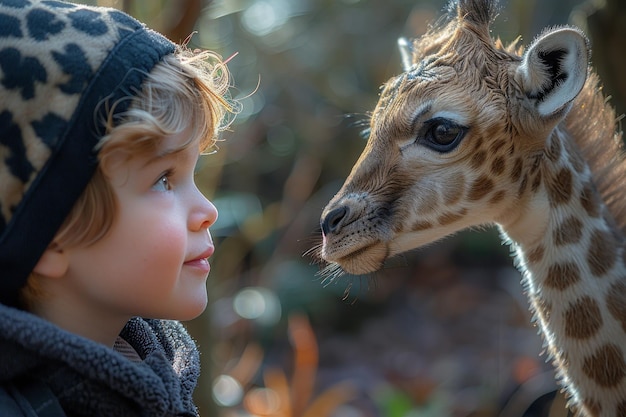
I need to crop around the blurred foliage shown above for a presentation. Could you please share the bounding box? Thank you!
[78,0,625,416]
[215,314,357,417]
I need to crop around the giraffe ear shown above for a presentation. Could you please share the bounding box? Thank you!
[515,27,589,118]
[398,37,414,71]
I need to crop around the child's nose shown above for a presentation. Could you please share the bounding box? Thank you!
[190,188,218,231]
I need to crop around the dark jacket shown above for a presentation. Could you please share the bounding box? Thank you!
[0,304,200,417]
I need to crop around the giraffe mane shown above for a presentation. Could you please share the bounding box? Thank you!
[565,74,626,233]
[401,0,495,68]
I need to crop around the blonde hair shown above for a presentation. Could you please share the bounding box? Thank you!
[21,49,237,308]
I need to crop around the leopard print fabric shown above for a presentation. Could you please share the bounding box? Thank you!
[0,0,175,307]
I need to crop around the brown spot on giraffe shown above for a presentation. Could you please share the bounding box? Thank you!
[510,157,523,182]
[553,216,584,246]
[527,245,544,263]
[531,170,542,191]
[546,168,573,206]
[490,138,508,154]
[582,399,602,417]
[544,262,581,290]
[546,137,561,162]
[547,135,562,162]
[438,208,467,226]
[468,175,494,201]
[517,174,528,198]
[587,229,617,277]
[488,189,505,205]
[470,150,487,170]
[507,141,516,156]
[412,221,433,232]
[606,280,626,334]
[471,136,483,152]
[564,296,603,339]
[443,190,463,206]
[580,182,602,218]
[490,156,506,175]
[582,343,626,387]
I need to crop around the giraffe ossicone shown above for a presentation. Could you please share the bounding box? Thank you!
[318,0,626,415]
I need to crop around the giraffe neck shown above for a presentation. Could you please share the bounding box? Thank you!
[500,131,626,416]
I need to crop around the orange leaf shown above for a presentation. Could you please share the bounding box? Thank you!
[300,382,357,417]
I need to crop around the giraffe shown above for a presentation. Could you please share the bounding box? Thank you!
[317,0,626,416]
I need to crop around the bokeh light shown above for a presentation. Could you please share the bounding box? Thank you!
[233,287,282,326]
[212,374,244,407]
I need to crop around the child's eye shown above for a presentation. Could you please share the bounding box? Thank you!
[152,171,173,192]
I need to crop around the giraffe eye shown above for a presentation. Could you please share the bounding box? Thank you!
[422,118,468,152]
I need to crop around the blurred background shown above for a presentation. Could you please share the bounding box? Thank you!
[77,0,626,416]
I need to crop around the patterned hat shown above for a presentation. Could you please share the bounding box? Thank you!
[0,0,176,307]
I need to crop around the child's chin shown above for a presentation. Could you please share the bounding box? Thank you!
[177,294,209,321]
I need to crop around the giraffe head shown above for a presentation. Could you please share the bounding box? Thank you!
[319,0,590,275]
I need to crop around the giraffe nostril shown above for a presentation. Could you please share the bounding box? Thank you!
[321,206,349,235]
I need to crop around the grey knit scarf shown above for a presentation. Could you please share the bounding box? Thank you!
[0,303,200,416]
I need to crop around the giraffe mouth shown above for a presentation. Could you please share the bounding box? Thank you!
[324,240,389,275]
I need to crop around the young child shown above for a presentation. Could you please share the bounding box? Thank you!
[0,1,236,415]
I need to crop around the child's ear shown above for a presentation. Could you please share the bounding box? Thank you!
[33,243,69,278]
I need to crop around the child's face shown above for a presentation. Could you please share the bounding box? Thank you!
[63,130,217,322]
